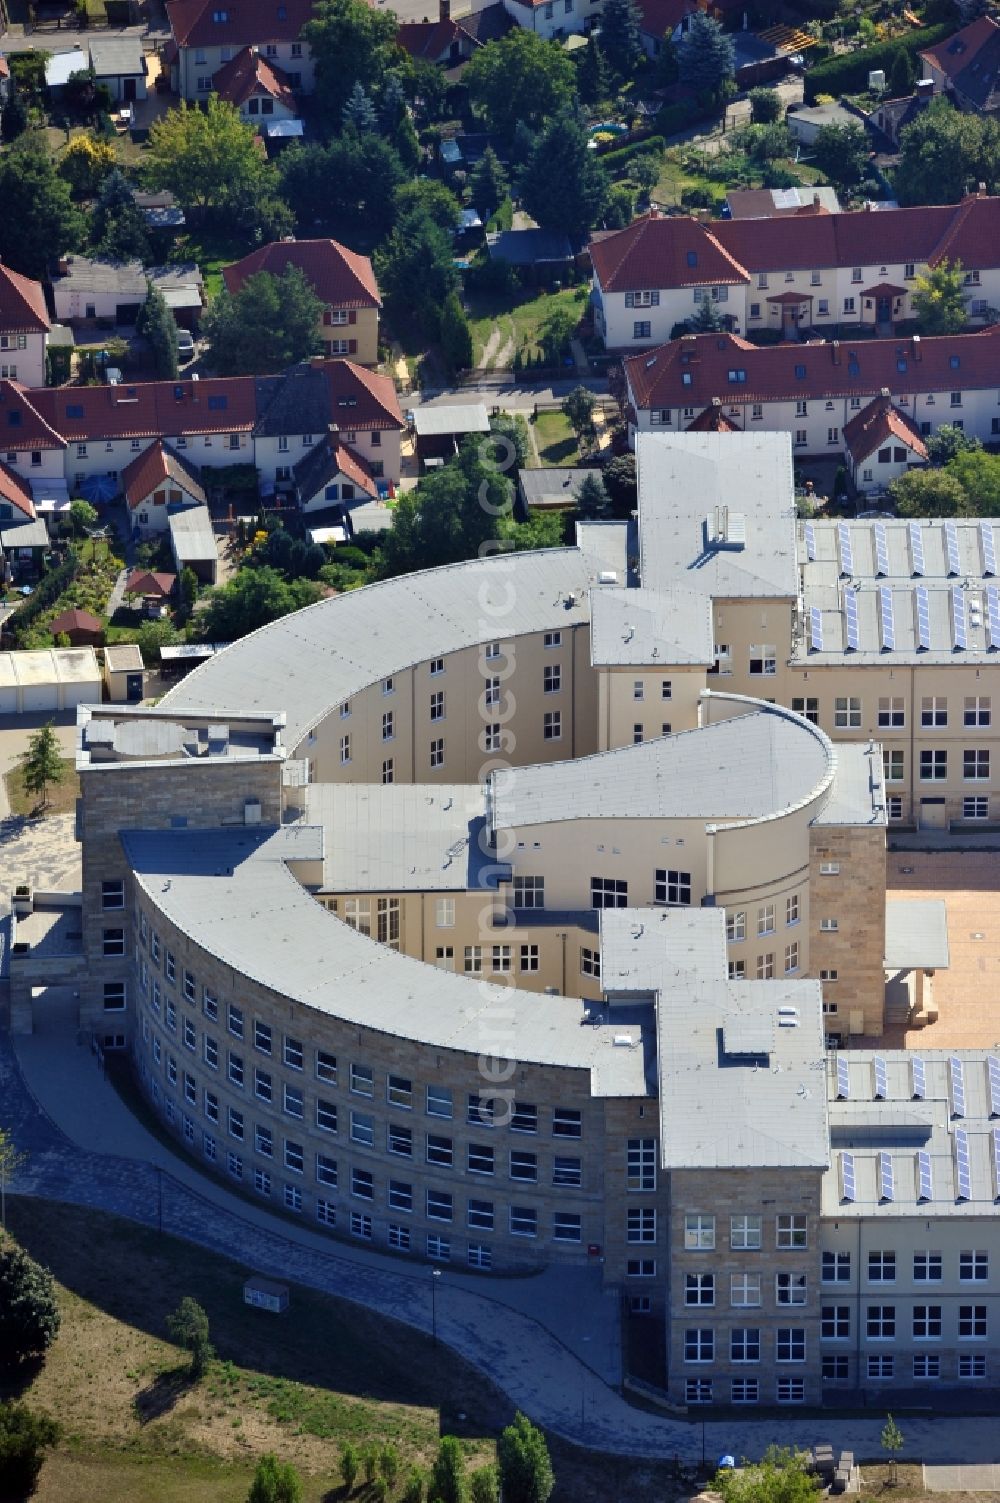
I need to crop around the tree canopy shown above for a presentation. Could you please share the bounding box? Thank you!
[912,257,968,335]
[91,168,151,262]
[714,1448,819,1503]
[0,1402,60,1500]
[247,1453,304,1503]
[497,1413,555,1503]
[430,1436,467,1503]
[811,122,871,188]
[465,31,577,139]
[889,466,972,517]
[377,208,458,337]
[895,98,1000,205]
[469,147,509,224]
[302,0,403,127]
[599,0,644,78]
[200,567,322,640]
[521,107,608,240]
[376,441,509,578]
[278,134,406,242]
[393,176,462,232]
[203,266,322,376]
[20,724,65,810]
[137,281,179,380]
[144,97,274,219]
[677,12,735,98]
[0,1245,61,1365]
[0,139,85,279]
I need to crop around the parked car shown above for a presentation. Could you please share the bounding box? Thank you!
[176,329,196,361]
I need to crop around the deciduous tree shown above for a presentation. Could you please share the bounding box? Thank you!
[340,1444,360,1494]
[498,1412,555,1503]
[889,466,971,517]
[562,384,597,446]
[882,1415,904,1487]
[91,168,151,261]
[165,1296,214,1378]
[144,97,272,219]
[812,122,870,188]
[302,0,403,127]
[429,1435,467,1503]
[925,422,981,465]
[714,1447,818,1503]
[278,135,406,242]
[0,1246,61,1365]
[0,139,85,279]
[465,31,577,139]
[376,209,458,337]
[393,177,462,232]
[203,267,322,376]
[248,1453,303,1503]
[521,107,608,239]
[136,280,179,380]
[58,133,116,195]
[20,723,64,810]
[749,86,781,123]
[895,97,1000,204]
[599,0,644,78]
[912,257,967,335]
[0,1402,59,1499]
[0,1130,27,1231]
[376,441,507,578]
[199,567,321,640]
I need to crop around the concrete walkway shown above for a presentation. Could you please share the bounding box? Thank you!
[3,1031,1000,1464]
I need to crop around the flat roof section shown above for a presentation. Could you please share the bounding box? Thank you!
[884,899,950,972]
[0,648,101,687]
[412,403,490,437]
[589,584,714,668]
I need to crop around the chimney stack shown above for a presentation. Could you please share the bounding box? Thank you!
[912,333,922,361]
[440,0,450,18]
[831,339,841,365]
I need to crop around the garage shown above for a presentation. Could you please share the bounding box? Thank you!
[0,648,102,713]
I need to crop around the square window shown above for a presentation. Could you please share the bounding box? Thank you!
[685,1214,715,1250]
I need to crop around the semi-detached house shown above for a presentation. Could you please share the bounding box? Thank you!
[165,0,314,102]
[0,262,51,389]
[222,239,382,367]
[591,197,1000,351]
[624,324,1000,488]
[0,358,403,499]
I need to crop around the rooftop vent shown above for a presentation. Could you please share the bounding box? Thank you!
[706,505,746,551]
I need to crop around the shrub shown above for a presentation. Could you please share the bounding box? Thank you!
[804,24,951,103]
[0,1246,61,1367]
[0,1402,59,1499]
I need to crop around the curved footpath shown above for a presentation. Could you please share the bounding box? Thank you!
[0,1033,996,1465]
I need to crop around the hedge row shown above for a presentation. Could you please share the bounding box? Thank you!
[598,134,665,176]
[803,22,952,104]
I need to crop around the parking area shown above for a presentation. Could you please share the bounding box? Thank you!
[887,851,1000,1049]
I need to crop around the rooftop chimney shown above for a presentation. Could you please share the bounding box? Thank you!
[912,333,922,361]
[831,339,841,365]
[915,78,934,98]
[440,0,450,18]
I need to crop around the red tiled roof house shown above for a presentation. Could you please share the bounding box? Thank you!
[223,239,382,365]
[0,262,51,389]
[843,388,928,495]
[590,197,1000,350]
[165,0,313,102]
[121,438,207,537]
[49,606,104,646]
[212,45,299,125]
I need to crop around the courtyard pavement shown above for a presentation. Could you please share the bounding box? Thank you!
[3,1030,1000,1464]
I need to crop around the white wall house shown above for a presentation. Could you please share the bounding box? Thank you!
[0,265,50,388]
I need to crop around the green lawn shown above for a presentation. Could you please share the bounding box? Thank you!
[466,285,587,369]
[654,149,725,210]
[532,410,580,467]
[3,757,80,818]
[169,230,254,301]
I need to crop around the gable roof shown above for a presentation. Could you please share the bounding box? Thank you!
[625,325,1000,409]
[32,374,256,444]
[634,0,693,39]
[0,381,67,451]
[293,433,378,500]
[686,401,741,433]
[397,16,463,59]
[590,213,748,293]
[0,263,49,335]
[254,360,403,437]
[843,391,929,464]
[212,46,297,108]
[920,15,1000,111]
[223,238,380,309]
[50,607,103,634]
[166,0,313,50]
[121,438,207,509]
[125,568,177,596]
[0,457,36,519]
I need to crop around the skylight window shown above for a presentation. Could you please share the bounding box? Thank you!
[950,354,960,369]
[208,395,228,411]
[795,364,806,379]
[686,251,698,267]
[728,369,746,383]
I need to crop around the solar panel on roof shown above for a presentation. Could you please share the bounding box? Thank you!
[945,519,961,576]
[874,1055,888,1100]
[844,589,860,651]
[879,587,895,651]
[837,521,854,578]
[955,1127,972,1200]
[909,522,925,577]
[915,585,931,650]
[989,1056,1000,1118]
[877,1150,895,1202]
[988,586,1000,651]
[840,1152,856,1202]
[810,606,823,652]
[912,1056,926,1100]
[804,521,817,562]
[950,1055,966,1117]
[981,521,997,577]
[874,522,890,577]
[917,1149,933,1202]
[953,587,968,650]
[836,1055,850,1100]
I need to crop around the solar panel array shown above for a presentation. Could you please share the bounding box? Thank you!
[950,1055,967,1117]
[810,606,823,652]
[953,587,968,650]
[840,1152,856,1202]
[982,520,997,577]
[917,1149,933,1202]
[874,522,890,577]
[804,521,817,562]
[909,521,925,577]
[955,1127,972,1200]
[879,587,895,651]
[988,587,1000,651]
[873,1056,888,1100]
[837,521,854,578]
[877,1150,895,1202]
[912,1056,926,1100]
[945,519,961,576]
[836,1055,850,1100]
[989,1056,1000,1118]
[915,586,931,651]
[844,590,860,651]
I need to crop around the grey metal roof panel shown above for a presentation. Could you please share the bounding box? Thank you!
[589,584,714,667]
[884,898,950,971]
[518,467,593,507]
[490,705,833,828]
[159,547,608,749]
[412,403,490,437]
[812,741,887,827]
[637,431,799,600]
[168,505,216,562]
[121,824,651,1094]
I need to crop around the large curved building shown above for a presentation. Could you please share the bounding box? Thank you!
[19,432,1000,1410]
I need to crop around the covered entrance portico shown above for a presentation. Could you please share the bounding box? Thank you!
[884,898,951,1031]
[861,282,907,335]
[766,290,812,339]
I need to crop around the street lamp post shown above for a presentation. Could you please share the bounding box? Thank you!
[431,1267,442,1347]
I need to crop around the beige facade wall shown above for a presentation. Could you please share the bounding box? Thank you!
[322,308,379,366]
[808,825,886,1038]
[597,665,706,750]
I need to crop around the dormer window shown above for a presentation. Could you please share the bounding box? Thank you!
[727,369,746,383]
[794,364,806,379]
[686,251,697,267]
[212,8,229,20]
[682,372,692,387]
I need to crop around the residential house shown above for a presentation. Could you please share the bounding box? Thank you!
[49,607,104,646]
[222,238,381,365]
[919,15,1000,116]
[635,0,694,58]
[785,100,864,145]
[165,0,314,101]
[0,359,403,506]
[293,431,380,513]
[398,0,512,64]
[842,388,928,494]
[88,36,147,103]
[623,325,1000,463]
[51,256,204,329]
[211,44,298,125]
[591,197,1000,350]
[724,186,841,218]
[864,79,935,150]
[121,439,206,537]
[0,262,50,388]
[0,459,47,581]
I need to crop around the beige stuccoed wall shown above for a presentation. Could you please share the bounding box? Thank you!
[598,665,707,750]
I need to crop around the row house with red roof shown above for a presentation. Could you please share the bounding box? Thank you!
[222,238,382,366]
[0,359,403,507]
[624,326,1000,488]
[165,0,314,102]
[0,262,51,390]
[591,198,1000,351]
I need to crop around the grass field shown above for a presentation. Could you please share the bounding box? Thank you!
[3,1199,675,1503]
[466,286,586,369]
[3,757,80,817]
[532,410,580,467]
[170,231,254,301]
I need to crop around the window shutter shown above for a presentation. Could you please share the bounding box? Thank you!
[323,310,331,326]
[348,339,357,354]
[348,310,357,325]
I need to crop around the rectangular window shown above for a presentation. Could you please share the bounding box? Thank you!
[387,1122,411,1157]
[686,1272,715,1306]
[776,1378,804,1404]
[427,1189,453,1223]
[553,1156,581,1188]
[543,664,561,695]
[254,1068,272,1103]
[776,1329,806,1362]
[959,1306,987,1338]
[254,1020,272,1055]
[228,1052,244,1088]
[757,903,775,937]
[626,1139,656,1192]
[387,1074,412,1110]
[510,1151,537,1182]
[203,988,218,1022]
[965,696,992,727]
[685,1214,715,1250]
[103,929,125,957]
[822,1306,850,1339]
[255,1123,272,1157]
[922,697,947,727]
[867,1305,896,1339]
[352,1167,374,1200]
[350,1111,374,1147]
[964,796,989,820]
[884,749,904,782]
[749,644,776,676]
[726,911,746,943]
[316,1050,337,1084]
[284,1139,304,1174]
[591,877,627,909]
[426,1134,453,1167]
[512,875,544,909]
[228,1107,244,1141]
[776,1273,807,1306]
[834,697,862,729]
[315,1154,337,1187]
[430,738,444,768]
[388,1180,412,1212]
[351,1063,374,1097]
[283,1084,303,1119]
[101,878,125,910]
[552,1107,581,1139]
[684,1329,714,1363]
[868,1250,896,1283]
[228,1004,244,1040]
[283,1036,303,1071]
[520,944,539,972]
[878,697,905,728]
[731,1273,761,1308]
[964,749,990,781]
[351,1210,372,1237]
[777,1215,807,1249]
[655,869,691,906]
[554,1213,581,1243]
[580,947,601,979]
[468,1142,494,1175]
[627,1207,656,1243]
[822,1250,850,1282]
[543,711,561,741]
[959,1354,986,1378]
[913,1305,942,1339]
[921,749,948,781]
[960,1250,989,1281]
[427,1085,453,1119]
[731,1328,760,1363]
